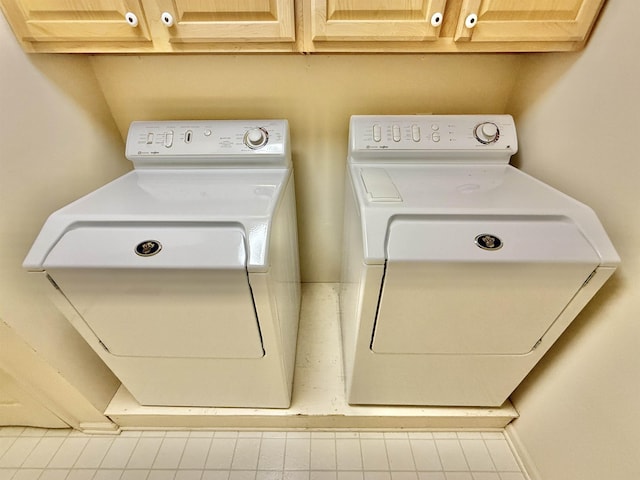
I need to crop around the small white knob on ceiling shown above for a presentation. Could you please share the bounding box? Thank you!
[125,12,139,27]
[431,12,443,27]
[465,13,478,29]
[161,12,175,27]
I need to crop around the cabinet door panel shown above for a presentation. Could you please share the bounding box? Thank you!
[311,0,448,41]
[0,367,69,428]
[455,0,605,42]
[148,0,295,43]
[3,0,151,43]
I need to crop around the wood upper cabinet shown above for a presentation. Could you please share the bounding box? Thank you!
[454,0,606,44]
[0,0,297,52]
[305,0,606,52]
[143,0,296,51]
[0,0,154,51]
[308,0,448,42]
[0,0,606,52]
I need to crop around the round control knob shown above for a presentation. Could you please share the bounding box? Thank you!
[244,128,268,149]
[474,122,499,144]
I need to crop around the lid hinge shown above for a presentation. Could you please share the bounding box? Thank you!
[582,269,597,288]
[98,340,110,353]
[46,274,60,290]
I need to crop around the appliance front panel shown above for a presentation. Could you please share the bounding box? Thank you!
[372,260,596,355]
[372,217,600,355]
[48,268,264,359]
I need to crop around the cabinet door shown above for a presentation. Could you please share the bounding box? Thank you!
[0,367,69,428]
[455,0,605,44]
[0,0,152,52]
[144,0,295,50]
[309,0,448,42]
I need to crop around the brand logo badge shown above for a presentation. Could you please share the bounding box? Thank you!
[135,240,162,257]
[475,234,503,250]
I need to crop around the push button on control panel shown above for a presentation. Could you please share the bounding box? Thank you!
[411,125,421,142]
[392,125,401,142]
[164,130,174,148]
[373,124,382,142]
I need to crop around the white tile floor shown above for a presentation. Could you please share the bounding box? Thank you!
[0,428,528,480]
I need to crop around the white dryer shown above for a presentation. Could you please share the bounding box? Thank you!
[24,120,300,408]
[341,115,619,407]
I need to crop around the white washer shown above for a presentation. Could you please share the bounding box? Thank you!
[24,120,300,408]
[341,115,620,407]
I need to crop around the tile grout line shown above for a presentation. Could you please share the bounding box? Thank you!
[0,437,18,468]
[404,433,418,472]
[149,435,170,472]
[41,434,69,477]
[406,435,423,473]
[256,432,264,473]
[457,434,484,473]
[358,433,367,473]
[200,433,216,474]
[480,437,500,474]
[69,433,101,472]
[307,432,312,475]
[0,434,20,469]
[226,433,239,473]
[191,433,212,480]
[333,432,338,473]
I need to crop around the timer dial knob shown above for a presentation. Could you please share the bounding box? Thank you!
[244,127,269,149]
[474,122,499,144]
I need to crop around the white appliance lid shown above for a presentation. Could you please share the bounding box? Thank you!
[386,217,600,263]
[23,168,290,271]
[43,225,247,269]
[351,164,619,266]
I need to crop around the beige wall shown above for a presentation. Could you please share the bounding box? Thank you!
[508,2,640,479]
[0,14,123,420]
[90,53,523,282]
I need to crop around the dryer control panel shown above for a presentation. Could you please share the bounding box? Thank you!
[349,115,517,163]
[126,120,289,168]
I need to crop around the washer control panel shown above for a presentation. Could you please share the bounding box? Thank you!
[349,115,517,163]
[126,120,288,168]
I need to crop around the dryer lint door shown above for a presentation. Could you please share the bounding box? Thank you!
[371,217,600,355]
[44,225,264,359]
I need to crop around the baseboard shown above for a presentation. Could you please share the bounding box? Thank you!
[505,423,542,480]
